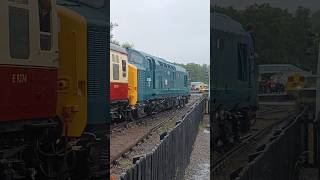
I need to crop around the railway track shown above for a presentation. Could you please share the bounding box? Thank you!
[110,94,204,166]
[212,124,273,174]
[212,108,298,178]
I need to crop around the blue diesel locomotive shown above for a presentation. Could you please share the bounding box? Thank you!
[211,12,258,147]
[127,48,190,117]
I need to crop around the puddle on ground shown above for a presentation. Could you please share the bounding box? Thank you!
[191,163,210,180]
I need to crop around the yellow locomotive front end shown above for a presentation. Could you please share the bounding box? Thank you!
[286,73,306,97]
[56,5,88,137]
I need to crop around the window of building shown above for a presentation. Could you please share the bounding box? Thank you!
[38,0,52,50]
[9,5,30,59]
[122,60,127,78]
[113,64,119,80]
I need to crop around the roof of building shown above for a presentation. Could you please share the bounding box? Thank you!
[259,64,312,76]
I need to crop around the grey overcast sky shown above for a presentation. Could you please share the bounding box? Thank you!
[111,0,210,65]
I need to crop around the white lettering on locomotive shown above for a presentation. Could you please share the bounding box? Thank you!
[12,74,27,84]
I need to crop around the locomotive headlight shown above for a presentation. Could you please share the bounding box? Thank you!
[58,79,69,90]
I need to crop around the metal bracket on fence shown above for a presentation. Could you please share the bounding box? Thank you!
[160,132,168,141]
[133,155,144,164]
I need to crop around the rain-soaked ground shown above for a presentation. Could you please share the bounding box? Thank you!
[184,114,210,180]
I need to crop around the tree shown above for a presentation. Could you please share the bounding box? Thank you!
[111,40,120,45]
[110,22,118,39]
[176,63,210,84]
[212,4,318,72]
[122,42,134,49]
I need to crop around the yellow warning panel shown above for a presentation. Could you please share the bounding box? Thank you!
[128,64,138,105]
[56,6,87,137]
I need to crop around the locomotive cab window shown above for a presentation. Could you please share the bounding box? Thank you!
[237,43,248,81]
[216,38,224,49]
[113,64,119,80]
[38,0,52,50]
[184,75,188,87]
[122,60,127,78]
[9,1,30,59]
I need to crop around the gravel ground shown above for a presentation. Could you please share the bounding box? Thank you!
[110,95,202,179]
[184,114,210,180]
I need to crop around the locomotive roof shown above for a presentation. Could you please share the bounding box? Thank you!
[57,0,108,26]
[211,12,247,35]
[110,43,127,54]
[129,49,188,73]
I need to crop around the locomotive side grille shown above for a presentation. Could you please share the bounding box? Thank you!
[87,24,108,96]
[138,69,146,101]
[87,24,108,123]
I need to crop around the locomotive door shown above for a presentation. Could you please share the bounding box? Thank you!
[147,57,156,97]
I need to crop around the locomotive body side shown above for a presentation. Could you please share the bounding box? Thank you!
[57,0,109,127]
[0,0,59,125]
[211,13,257,111]
[0,1,109,179]
[56,1,109,178]
[128,63,138,105]
[127,48,190,115]
[211,12,258,148]
[110,43,129,103]
[56,5,88,137]
[128,49,189,101]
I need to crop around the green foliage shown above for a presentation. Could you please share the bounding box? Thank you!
[212,4,319,73]
[111,39,120,45]
[174,63,210,84]
[110,22,118,39]
[122,42,134,49]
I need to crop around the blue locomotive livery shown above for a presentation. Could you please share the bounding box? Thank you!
[211,12,258,147]
[127,48,190,116]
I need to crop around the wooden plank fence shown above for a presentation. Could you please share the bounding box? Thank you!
[120,98,206,180]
